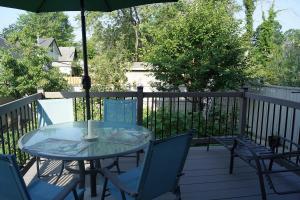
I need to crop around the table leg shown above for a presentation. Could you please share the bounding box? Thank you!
[78,161,85,200]
[90,160,97,197]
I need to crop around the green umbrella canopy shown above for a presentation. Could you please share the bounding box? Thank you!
[0,0,176,12]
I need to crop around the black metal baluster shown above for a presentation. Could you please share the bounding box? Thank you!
[154,97,157,139]
[33,101,38,129]
[176,97,179,134]
[10,111,17,156]
[211,98,216,137]
[83,98,86,121]
[91,97,94,120]
[259,102,265,145]
[30,103,35,130]
[198,97,202,138]
[0,116,5,154]
[289,108,296,154]
[5,114,11,154]
[184,97,187,130]
[169,97,172,136]
[254,100,260,142]
[225,97,230,136]
[74,98,78,121]
[231,97,236,136]
[99,98,102,120]
[271,103,276,137]
[218,97,223,136]
[26,105,32,131]
[264,102,270,146]
[250,99,255,139]
[146,98,149,128]
[151,97,154,131]
[246,98,251,136]
[205,97,209,137]
[191,97,194,129]
[282,107,289,153]
[161,97,165,139]
[19,107,26,161]
[15,109,22,165]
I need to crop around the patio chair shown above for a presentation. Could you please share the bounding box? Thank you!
[0,154,83,200]
[36,99,74,181]
[103,99,137,125]
[103,99,140,172]
[99,133,193,200]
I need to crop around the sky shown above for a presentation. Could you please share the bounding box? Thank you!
[0,0,300,42]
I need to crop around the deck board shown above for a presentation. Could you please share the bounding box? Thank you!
[23,147,300,200]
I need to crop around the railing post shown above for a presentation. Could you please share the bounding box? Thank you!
[239,87,248,136]
[137,86,144,126]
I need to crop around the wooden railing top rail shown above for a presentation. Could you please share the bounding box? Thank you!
[0,93,43,115]
[44,92,138,99]
[245,92,300,110]
[143,91,243,98]
[44,91,243,99]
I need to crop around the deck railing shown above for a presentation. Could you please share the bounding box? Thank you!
[1,87,300,171]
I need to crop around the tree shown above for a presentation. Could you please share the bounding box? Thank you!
[277,29,300,86]
[243,0,256,43]
[250,2,284,84]
[2,12,74,46]
[83,8,142,91]
[0,44,68,98]
[142,0,246,92]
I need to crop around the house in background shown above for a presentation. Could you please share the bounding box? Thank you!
[37,38,79,76]
[126,62,159,92]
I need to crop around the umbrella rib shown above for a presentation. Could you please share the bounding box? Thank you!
[36,0,46,13]
[103,0,113,12]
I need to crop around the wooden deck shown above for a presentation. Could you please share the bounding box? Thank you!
[24,147,300,200]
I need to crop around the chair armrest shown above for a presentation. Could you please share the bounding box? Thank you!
[54,177,81,200]
[100,168,138,197]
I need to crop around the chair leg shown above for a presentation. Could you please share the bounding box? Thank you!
[136,152,140,167]
[257,170,267,200]
[174,185,182,200]
[206,136,211,151]
[268,159,274,171]
[229,152,235,174]
[115,157,121,174]
[101,178,108,200]
[36,157,41,179]
[54,160,65,184]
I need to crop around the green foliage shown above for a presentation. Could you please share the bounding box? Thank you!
[84,9,140,91]
[247,2,284,85]
[0,45,69,98]
[243,0,256,43]
[142,0,246,91]
[277,29,300,86]
[143,99,239,139]
[2,12,74,46]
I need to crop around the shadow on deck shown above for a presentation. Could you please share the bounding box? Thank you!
[23,147,300,200]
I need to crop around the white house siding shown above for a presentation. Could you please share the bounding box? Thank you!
[52,61,72,75]
[126,62,159,92]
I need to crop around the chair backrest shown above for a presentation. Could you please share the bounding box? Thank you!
[103,99,137,125]
[0,154,31,200]
[37,99,74,127]
[137,133,193,200]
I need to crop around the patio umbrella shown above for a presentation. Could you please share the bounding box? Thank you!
[0,0,177,120]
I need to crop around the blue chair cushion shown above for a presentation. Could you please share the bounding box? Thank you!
[108,167,141,200]
[28,180,82,200]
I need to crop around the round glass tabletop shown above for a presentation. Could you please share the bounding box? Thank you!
[18,121,153,160]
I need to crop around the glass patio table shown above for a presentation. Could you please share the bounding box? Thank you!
[18,121,152,198]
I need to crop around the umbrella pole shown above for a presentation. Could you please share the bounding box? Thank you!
[80,0,91,121]
[80,0,98,198]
